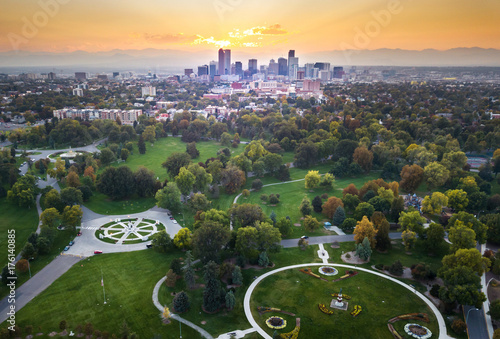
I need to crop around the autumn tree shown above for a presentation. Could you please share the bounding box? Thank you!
[173,228,192,250]
[399,164,424,193]
[66,171,81,188]
[421,192,448,215]
[343,183,359,197]
[353,147,373,173]
[423,162,449,191]
[353,216,377,248]
[398,210,426,237]
[221,165,246,194]
[446,189,469,211]
[448,211,487,244]
[322,197,344,219]
[305,170,321,190]
[303,215,320,232]
[40,208,61,228]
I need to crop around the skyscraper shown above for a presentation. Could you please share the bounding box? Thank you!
[268,59,279,75]
[288,50,295,78]
[198,65,209,76]
[235,61,243,78]
[209,61,217,79]
[289,57,299,80]
[218,49,225,76]
[248,59,258,75]
[224,49,231,75]
[278,58,288,76]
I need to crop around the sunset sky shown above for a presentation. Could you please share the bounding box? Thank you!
[1,0,499,54]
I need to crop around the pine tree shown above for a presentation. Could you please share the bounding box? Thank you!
[312,195,323,213]
[165,269,176,288]
[258,251,269,267]
[269,210,277,225]
[173,291,190,313]
[356,237,372,261]
[225,290,235,310]
[232,265,243,285]
[203,261,221,313]
[332,206,346,226]
[138,135,146,154]
[184,267,196,289]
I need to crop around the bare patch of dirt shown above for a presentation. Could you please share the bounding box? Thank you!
[341,251,368,264]
[293,223,301,227]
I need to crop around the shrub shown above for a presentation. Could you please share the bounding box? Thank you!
[260,194,269,203]
[451,319,466,334]
[321,193,329,200]
[389,260,403,276]
[340,218,357,232]
[252,179,263,191]
[430,284,440,298]
[269,194,280,204]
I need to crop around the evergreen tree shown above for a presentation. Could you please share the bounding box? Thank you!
[258,251,269,267]
[299,196,313,216]
[173,291,190,313]
[225,290,236,310]
[138,135,146,154]
[184,267,196,290]
[170,258,183,275]
[203,261,221,313]
[332,206,346,226]
[355,237,372,261]
[312,195,323,213]
[232,265,243,285]
[269,211,277,225]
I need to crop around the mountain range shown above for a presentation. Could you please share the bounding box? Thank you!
[0,47,499,74]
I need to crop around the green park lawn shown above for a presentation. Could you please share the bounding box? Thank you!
[239,171,380,238]
[83,192,156,215]
[108,137,245,181]
[250,268,438,339]
[0,199,39,269]
[7,250,203,338]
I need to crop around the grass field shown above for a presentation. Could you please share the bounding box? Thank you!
[83,192,156,215]
[106,137,246,181]
[0,198,39,269]
[7,250,203,338]
[240,171,380,238]
[250,268,438,339]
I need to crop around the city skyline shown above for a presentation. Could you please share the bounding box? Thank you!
[1,0,499,56]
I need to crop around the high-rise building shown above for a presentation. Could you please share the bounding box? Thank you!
[185,69,194,76]
[209,61,217,79]
[75,72,87,81]
[112,72,120,78]
[288,57,299,80]
[198,65,209,76]
[224,49,231,75]
[235,61,243,78]
[305,64,314,78]
[333,67,344,79]
[142,86,156,97]
[72,88,83,97]
[47,72,56,80]
[268,59,279,75]
[218,49,225,76]
[278,58,288,76]
[288,50,296,78]
[314,62,331,72]
[248,59,258,75]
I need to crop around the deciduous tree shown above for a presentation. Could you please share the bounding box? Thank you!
[353,216,377,248]
[399,164,424,193]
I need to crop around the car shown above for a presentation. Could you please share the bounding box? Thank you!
[301,236,309,239]
[169,216,174,220]
[146,244,153,249]
[64,246,70,251]
[94,250,103,254]
[77,231,82,236]
[69,241,74,246]
[172,220,178,224]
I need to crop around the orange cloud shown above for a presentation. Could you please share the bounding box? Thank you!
[243,24,288,36]
[142,33,197,44]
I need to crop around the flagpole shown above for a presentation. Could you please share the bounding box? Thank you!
[101,268,106,304]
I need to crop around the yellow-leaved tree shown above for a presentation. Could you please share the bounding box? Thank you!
[353,216,377,249]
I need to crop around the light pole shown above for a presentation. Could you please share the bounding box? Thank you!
[466,307,480,324]
[179,321,182,338]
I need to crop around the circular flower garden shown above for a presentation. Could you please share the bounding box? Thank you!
[318,266,338,276]
[404,323,432,339]
[266,316,287,330]
[95,218,165,244]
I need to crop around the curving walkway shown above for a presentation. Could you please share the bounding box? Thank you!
[243,263,453,339]
[152,277,214,339]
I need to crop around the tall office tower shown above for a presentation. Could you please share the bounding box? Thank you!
[112,72,120,78]
[248,59,258,75]
[288,50,296,77]
[268,59,279,75]
[278,57,288,76]
[288,57,299,80]
[75,72,87,81]
[314,62,331,72]
[47,72,56,80]
[235,61,243,78]
[198,65,209,76]
[224,49,231,75]
[333,67,344,79]
[218,49,225,76]
[185,69,194,76]
[305,63,314,78]
[209,61,217,79]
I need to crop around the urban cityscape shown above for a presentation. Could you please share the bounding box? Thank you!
[0,1,500,339]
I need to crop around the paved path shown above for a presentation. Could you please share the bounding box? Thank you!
[243,263,453,339]
[0,255,83,324]
[152,277,214,339]
[281,232,403,248]
[317,243,329,264]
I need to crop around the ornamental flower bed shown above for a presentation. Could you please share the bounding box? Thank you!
[318,266,338,276]
[331,293,351,300]
[280,318,300,339]
[387,324,404,339]
[332,270,358,282]
[318,304,334,315]
[299,268,328,281]
[404,323,432,339]
[266,316,287,330]
[350,305,362,317]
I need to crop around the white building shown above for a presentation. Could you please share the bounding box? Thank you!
[141,86,156,97]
